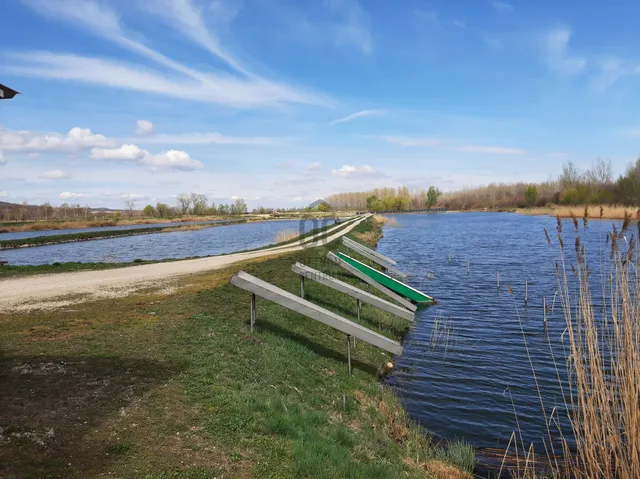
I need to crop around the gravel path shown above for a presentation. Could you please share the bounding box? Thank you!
[0,216,368,312]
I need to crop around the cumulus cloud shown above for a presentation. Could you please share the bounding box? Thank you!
[141,150,204,171]
[136,120,153,135]
[60,191,85,199]
[91,144,147,161]
[40,169,71,179]
[92,144,203,171]
[331,164,380,178]
[0,152,6,165]
[0,126,115,153]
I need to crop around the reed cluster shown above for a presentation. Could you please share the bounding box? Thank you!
[507,209,640,478]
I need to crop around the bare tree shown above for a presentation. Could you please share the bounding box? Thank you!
[190,193,208,215]
[177,193,191,215]
[559,161,581,188]
[234,198,247,214]
[588,158,613,185]
[125,198,137,217]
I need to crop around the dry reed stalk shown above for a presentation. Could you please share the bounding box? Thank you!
[513,225,640,478]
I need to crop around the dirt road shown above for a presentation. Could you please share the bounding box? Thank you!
[0,216,368,312]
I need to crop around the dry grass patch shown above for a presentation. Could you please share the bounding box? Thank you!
[520,204,640,220]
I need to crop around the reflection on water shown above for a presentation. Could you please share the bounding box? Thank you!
[379,213,617,451]
[1,219,334,266]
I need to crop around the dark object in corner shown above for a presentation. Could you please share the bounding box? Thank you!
[0,83,20,100]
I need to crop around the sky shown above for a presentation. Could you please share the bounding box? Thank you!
[1,0,640,209]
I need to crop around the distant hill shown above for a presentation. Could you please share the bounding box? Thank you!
[0,201,38,209]
[0,201,119,212]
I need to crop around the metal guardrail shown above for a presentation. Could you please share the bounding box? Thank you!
[342,236,397,265]
[230,271,403,360]
[291,262,414,322]
[341,238,408,279]
[327,252,417,312]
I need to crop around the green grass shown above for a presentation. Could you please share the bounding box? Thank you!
[0,217,472,478]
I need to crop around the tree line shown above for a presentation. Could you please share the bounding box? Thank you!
[325,186,442,211]
[439,158,638,210]
[141,193,248,218]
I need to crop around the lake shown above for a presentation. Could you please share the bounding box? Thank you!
[379,212,619,453]
[0,218,333,265]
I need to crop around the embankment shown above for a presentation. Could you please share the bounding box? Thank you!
[0,216,472,478]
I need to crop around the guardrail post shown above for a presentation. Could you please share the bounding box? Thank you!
[300,276,305,299]
[346,334,352,375]
[250,293,256,332]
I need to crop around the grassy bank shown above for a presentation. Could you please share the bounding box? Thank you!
[0,217,472,478]
[0,215,245,233]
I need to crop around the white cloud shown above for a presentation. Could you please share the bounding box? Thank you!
[308,162,322,170]
[0,191,7,198]
[15,1,331,109]
[453,20,467,29]
[91,144,147,161]
[331,109,384,124]
[141,150,204,171]
[0,126,115,153]
[325,0,373,54]
[136,120,154,136]
[40,169,71,179]
[331,164,380,178]
[591,57,631,91]
[0,152,6,165]
[8,52,330,109]
[492,1,513,11]
[91,144,203,171]
[143,0,247,75]
[541,27,586,75]
[381,136,440,147]
[445,145,525,154]
[138,132,284,146]
[379,136,523,154]
[60,191,85,199]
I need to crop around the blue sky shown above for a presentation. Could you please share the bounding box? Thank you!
[1,0,639,209]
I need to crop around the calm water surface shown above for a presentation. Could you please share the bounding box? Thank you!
[380,213,619,451]
[1,219,331,265]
